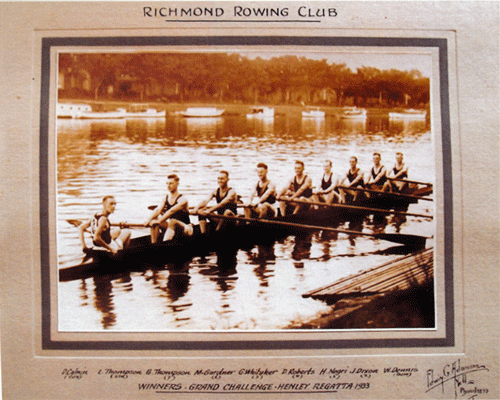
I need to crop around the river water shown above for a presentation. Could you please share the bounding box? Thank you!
[56,105,434,331]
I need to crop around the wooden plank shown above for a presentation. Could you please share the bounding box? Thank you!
[310,252,433,296]
[303,247,433,302]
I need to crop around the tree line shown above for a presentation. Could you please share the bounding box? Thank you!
[59,52,429,108]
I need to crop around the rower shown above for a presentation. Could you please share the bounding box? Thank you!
[144,174,193,243]
[382,152,409,193]
[193,170,238,233]
[338,156,365,204]
[311,160,339,206]
[364,152,387,197]
[277,160,313,216]
[244,162,277,219]
[78,196,131,254]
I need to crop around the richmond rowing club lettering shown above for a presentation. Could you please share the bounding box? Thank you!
[143,6,337,19]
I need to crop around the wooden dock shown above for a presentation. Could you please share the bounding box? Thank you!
[303,247,433,304]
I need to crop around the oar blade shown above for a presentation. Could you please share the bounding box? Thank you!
[374,232,427,247]
[67,219,83,227]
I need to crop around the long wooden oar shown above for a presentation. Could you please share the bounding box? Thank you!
[198,213,429,246]
[148,204,246,211]
[387,177,433,187]
[278,198,433,219]
[67,219,145,229]
[337,186,433,202]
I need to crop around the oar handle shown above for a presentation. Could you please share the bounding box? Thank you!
[115,222,147,229]
[148,203,245,211]
[66,219,145,229]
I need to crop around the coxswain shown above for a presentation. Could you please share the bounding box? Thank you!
[364,152,387,196]
[144,174,193,243]
[78,196,131,254]
[193,170,238,233]
[244,163,277,219]
[311,160,339,205]
[382,152,409,192]
[277,160,313,215]
[338,156,365,203]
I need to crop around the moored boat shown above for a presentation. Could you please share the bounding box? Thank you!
[341,107,367,119]
[125,108,166,118]
[56,103,92,118]
[302,108,325,118]
[180,107,225,118]
[246,106,274,118]
[389,109,427,120]
[74,108,127,119]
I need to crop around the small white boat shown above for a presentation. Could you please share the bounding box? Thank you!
[180,107,224,118]
[56,103,92,118]
[246,106,274,118]
[302,108,325,118]
[341,107,367,119]
[389,109,427,120]
[125,108,166,118]
[74,108,127,119]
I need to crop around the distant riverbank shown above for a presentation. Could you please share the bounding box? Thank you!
[56,98,420,117]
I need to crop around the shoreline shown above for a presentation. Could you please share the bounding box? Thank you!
[287,281,435,329]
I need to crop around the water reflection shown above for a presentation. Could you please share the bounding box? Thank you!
[301,118,325,137]
[165,270,191,303]
[184,117,224,141]
[124,118,166,143]
[92,276,117,329]
[246,117,274,137]
[89,120,127,142]
[291,234,313,263]
[389,119,427,135]
[339,118,367,134]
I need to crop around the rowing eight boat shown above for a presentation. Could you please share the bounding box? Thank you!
[59,197,431,281]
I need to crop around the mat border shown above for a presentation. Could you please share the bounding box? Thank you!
[40,35,452,351]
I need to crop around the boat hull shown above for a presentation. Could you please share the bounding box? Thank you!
[125,109,166,118]
[59,190,431,281]
[180,107,224,117]
[74,109,127,119]
[57,103,92,118]
[389,110,427,120]
[302,110,325,118]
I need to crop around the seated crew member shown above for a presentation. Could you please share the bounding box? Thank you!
[144,174,193,243]
[78,195,131,254]
[311,160,340,206]
[244,162,277,219]
[277,160,314,216]
[338,156,365,204]
[364,152,387,197]
[382,152,409,193]
[193,170,238,233]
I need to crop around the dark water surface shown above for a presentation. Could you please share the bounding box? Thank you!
[57,105,434,331]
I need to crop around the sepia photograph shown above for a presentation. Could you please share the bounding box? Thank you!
[55,47,436,333]
[2,1,499,399]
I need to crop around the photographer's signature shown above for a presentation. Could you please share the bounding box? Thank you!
[426,359,489,399]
